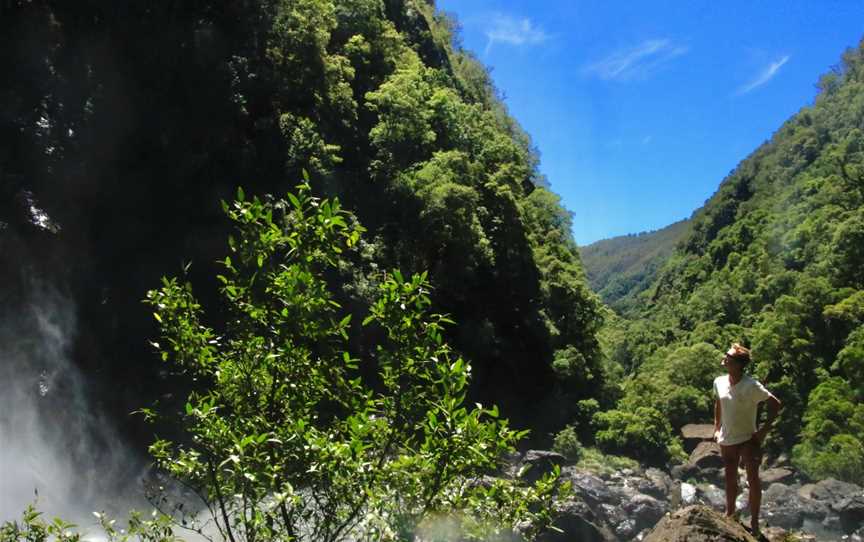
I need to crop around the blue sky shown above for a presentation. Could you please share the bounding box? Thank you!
[435,0,864,245]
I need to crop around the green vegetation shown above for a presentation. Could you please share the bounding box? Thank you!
[793,377,864,484]
[580,219,690,311]
[1,185,566,541]
[573,448,640,478]
[140,184,564,541]
[2,0,606,437]
[5,0,864,524]
[0,505,177,542]
[552,425,584,463]
[587,39,864,482]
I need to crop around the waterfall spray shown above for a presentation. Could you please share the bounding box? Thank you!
[0,281,146,527]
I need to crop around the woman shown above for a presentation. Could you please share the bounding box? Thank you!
[713,343,782,536]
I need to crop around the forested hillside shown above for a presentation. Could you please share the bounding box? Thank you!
[592,41,864,483]
[0,0,607,437]
[579,219,690,311]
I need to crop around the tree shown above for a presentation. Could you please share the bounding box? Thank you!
[142,182,563,542]
[592,406,677,467]
[793,377,864,484]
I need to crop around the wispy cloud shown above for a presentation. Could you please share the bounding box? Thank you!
[483,14,549,55]
[584,39,689,81]
[736,55,790,95]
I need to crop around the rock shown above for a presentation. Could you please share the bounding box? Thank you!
[809,477,862,503]
[643,467,673,500]
[672,462,699,481]
[832,494,864,534]
[642,505,759,541]
[770,453,792,468]
[681,482,698,505]
[681,424,716,440]
[761,525,789,541]
[568,471,621,506]
[821,513,842,531]
[689,441,724,470]
[763,483,797,506]
[613,518,638,540]
[797,483,817,501]
[519,450,566,483]
[760,467,794,486]
[623,493,668,533]
[537,499,617,542]
[735,490,749,515]
[759,483,808,530]
[762,506,803,530]
[681,424,716,453]
[696,483,726,509]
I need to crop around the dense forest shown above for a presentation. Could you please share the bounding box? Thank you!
[0,0,607,442]
[592,40,864,483]
[2,0,864,538]
[579,219,690,312]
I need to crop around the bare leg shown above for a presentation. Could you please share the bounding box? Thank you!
[743,440,761,533]
[720,444,741,517]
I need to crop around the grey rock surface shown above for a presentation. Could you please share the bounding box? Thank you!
[537,498,617,542]
[761,467,795,486]
[832,494,864,534]
[642,505,758,542]
[689,441,724,471]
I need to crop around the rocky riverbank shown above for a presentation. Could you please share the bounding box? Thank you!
[508,448,864,542]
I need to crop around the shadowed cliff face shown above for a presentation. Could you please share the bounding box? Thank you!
[0,1,254,446]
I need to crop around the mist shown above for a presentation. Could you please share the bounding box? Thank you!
[0,280,148,529]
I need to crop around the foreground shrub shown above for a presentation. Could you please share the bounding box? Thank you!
[141,183,564,542]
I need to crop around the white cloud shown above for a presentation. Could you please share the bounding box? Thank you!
[736,55,790,95]
[585,39,689,81]
[483,14,549,54]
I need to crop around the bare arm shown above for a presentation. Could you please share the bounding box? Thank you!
[755,395,782,443]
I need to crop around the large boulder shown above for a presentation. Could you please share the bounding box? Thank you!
[641,467,674,500]
[690,441,724,470]
[695,483,726,510]
[761,481,807,528]
[622,493,668,533]
[809,478,861,503]
[832,494,864,534]
[760,467,795,487]
[681,424,715,453]
[642,505,758,541]
[675,441,724,484]
[537,499,617,542]
[567,471,621,507]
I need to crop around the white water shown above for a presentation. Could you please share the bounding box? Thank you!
[0,282,147,530]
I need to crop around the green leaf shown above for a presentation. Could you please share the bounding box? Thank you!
[287,192,302,210]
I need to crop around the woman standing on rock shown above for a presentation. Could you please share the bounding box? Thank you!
[713,343,782,537]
